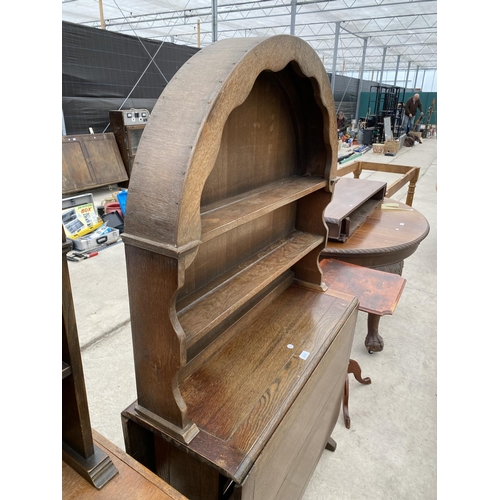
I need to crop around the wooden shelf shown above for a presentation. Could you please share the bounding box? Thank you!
[201,176,327,242]
[177,284,358,482]
[121,36,353,500]
[178,230,324,352]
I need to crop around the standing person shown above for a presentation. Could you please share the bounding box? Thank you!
[337,111,347,135]
[403,93,423,134]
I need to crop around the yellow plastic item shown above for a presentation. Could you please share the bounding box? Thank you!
[62,202,103,240]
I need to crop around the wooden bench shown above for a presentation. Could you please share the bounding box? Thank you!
[337,160,420,207]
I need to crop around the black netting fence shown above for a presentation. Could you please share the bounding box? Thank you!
[63,21,404,135]
[62,21,199,135]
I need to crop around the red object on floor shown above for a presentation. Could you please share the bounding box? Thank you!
[104,202,123,218]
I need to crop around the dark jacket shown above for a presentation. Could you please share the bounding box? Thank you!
[337,116,347,133]
[404,97,423,117]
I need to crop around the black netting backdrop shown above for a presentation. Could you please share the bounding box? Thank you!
[62,21,393,135]
[327,73,380,124]
[62,21,200,135]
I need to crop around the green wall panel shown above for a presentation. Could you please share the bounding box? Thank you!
[359,91,437,126]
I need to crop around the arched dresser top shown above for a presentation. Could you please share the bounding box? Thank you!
[123,35,338,257]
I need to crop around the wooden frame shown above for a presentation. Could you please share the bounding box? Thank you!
[63,430,188,499]
[62,227,119,489]
[336,160,420,207]
[121,35,359,500]
[109,110,149,177]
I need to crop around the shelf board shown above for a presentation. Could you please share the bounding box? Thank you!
[201,176,327,243]
[179,230,324,351]
[179,284,358,482]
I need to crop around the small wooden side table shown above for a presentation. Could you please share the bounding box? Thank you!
[321,259,407,427]
[321,198,430,353]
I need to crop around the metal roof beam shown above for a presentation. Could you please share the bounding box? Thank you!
[63,0,437,75]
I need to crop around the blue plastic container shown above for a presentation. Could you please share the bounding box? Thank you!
[117,190,128,216]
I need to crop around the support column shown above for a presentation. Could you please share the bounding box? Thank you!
[404,61,411,93]
[98,0,105,29]
[62,110,67,136]
[212,0,218,42]
[355,38,368,121]
[421,69,427,91]
[414,65,420,89]
[331,21,340,94]
[379,47,387,84]
[290,0,297,35]
[394,55,401,86]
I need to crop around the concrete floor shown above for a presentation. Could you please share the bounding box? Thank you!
[68,137,437,499]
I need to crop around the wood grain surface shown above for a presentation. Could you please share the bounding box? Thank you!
[63,430,187,500]
[321,259,406,315]
[322,198,430,268]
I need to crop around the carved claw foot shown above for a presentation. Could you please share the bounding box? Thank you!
[366,313,384,353]
[365,332,384,354]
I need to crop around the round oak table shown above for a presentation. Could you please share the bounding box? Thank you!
[321,198,430,353]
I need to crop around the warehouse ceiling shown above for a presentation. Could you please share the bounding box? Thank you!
[62,0,437,75]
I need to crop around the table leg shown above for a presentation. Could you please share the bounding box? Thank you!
[325,437,337,452]
[342,359,372,429]
[348,359,372,385]
[343,372,350,429]
[365,313,384,353]
[362,261,404,353]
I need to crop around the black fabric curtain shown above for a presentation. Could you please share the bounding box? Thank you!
[62,21,199,135]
